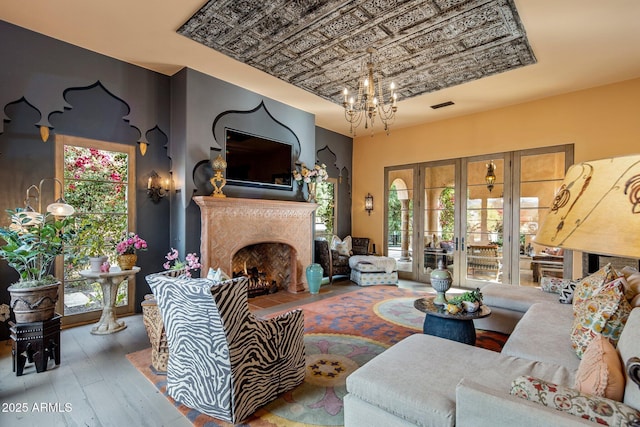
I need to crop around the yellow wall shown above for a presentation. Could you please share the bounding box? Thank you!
[352,77,640,260]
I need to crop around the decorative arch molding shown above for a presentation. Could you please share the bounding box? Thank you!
[316,145,339,178]
[1,97,43,133]
[0,76,164,145]
[211,101,301,160]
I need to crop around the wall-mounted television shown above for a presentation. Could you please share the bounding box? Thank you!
[225,129,293,190]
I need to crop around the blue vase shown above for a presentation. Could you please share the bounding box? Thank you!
[306,263,323,294]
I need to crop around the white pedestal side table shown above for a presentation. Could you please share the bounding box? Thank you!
[79,267,140,335]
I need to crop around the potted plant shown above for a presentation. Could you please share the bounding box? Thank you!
[0,208,77,323]
[114,232,148,270]
[447,288,483,313]
[73,217,111,272]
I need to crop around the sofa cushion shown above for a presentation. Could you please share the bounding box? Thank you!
[346,334,575,427]
[510,375,640,426]
[571,278,632,358]
[574,335,625,401]
[501,302,580,371]
[481,284,559,313]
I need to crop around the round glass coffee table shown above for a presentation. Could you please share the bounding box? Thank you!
[414,296,491,345]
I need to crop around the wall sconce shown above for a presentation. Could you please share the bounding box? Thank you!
[365,193,374,215]
[210,154,227,198]
[485,160,496,192]
[147,171,168,202]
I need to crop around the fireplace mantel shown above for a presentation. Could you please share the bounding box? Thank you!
[193,196,317,293]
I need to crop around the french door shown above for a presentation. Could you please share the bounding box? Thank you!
[385,145,573,287]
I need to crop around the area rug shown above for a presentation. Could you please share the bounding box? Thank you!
[127,286,509,427]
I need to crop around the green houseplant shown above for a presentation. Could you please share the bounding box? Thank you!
[0,208,77,322]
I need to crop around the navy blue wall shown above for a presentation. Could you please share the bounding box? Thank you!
[0,19,352,340]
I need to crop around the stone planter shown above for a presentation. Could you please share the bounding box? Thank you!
[8,282,59,323]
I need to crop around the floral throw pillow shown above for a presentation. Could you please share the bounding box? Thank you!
[540,276,565,294]
[510,376,640,426]
[571,278,632,358]
[572,264,616,308]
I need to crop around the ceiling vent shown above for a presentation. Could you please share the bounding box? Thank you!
[430,101,455,109]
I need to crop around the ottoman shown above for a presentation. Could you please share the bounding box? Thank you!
[349,255,398,286]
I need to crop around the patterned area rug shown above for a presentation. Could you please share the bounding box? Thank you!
[127,286,509,426]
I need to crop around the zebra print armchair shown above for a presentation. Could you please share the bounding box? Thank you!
[145,273,306,424]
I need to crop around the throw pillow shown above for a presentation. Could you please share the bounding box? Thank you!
[574,335,625,401]
[558,279,577,304]
[540,276,565,294]
[571,278,633,358]
[572,263,616,308]
[207,267,231,282]
[331,235,352,255]
[334,242,351,256]
[510,376,640,425]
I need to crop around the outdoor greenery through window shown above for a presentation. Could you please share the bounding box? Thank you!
[62,144,130,317]
[314,180,336,240]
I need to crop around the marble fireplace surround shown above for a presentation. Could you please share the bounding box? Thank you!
[193,196,317,293]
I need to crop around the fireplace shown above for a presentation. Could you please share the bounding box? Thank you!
[233,242,293,296]
[193,197,317,293]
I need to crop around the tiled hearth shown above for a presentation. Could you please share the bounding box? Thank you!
[193,196,317,293]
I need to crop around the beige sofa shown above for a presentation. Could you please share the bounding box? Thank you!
[344,283,640,426]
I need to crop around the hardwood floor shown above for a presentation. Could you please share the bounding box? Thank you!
[0,279,364,427]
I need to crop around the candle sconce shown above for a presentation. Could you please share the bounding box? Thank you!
[147,171,168,203]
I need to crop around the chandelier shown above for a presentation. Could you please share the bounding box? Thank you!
[342,48,398,136]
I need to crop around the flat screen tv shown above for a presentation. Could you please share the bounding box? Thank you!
[225,129,293,190]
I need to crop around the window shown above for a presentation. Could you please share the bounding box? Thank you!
[55,135,136,325]
[315,178,337,240]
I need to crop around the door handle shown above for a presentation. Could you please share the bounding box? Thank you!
[461,237,465,251]
[455,237,459,251]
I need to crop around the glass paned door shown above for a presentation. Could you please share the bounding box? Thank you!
[55,135,135,326]
[464,158,505,285]
[386,167,414,276]
[517,150,569,286]
[421,162,457,283]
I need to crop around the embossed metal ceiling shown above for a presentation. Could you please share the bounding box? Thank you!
[178,0,535,105]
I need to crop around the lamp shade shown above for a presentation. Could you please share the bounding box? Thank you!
[47,200,75,217]
[534,154,640,259]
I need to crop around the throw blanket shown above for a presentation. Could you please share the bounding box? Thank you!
[349,255,397,274]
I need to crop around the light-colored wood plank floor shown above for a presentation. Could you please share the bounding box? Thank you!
[0,280,363,427]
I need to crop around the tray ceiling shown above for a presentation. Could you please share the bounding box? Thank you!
[178,0,536,105]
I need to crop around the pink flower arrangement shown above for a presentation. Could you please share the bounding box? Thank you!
[163,248,201,277]
[115,232,148,255]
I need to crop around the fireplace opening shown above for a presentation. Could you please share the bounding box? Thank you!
[232,242,294,298]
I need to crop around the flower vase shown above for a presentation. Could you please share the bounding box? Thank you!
[306,263,323,294]
[307,181,317,203]
[117,254,137,270]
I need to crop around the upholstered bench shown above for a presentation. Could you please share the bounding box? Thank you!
[349,255,398,286]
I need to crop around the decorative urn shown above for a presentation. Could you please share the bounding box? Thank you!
[430,258,452,306]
